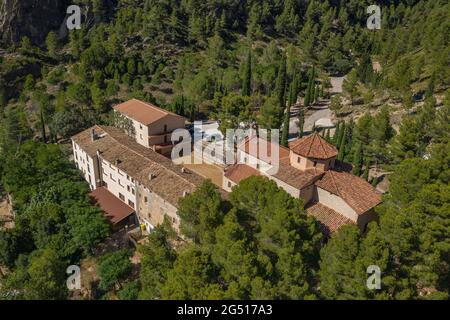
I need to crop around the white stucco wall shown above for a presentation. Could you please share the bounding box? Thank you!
[72,140,98,190]
[101,158,138,209]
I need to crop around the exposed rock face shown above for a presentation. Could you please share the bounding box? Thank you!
[0,0,70,46]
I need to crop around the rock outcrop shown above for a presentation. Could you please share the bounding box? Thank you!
[0,0,70,46]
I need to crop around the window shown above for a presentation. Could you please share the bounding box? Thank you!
[128,200,135,208]
[119,179,124,187]
[256,163,260,169]
[119,193,125,201]
[313,161,317,167]
[164,124,168,132]
[127,185,130,192]
[140,134,143,140]
[228,181,232,188]
[140,124,143,130]
[88,176,91,183]
[87,166,91,173]
[144,196,148,203]
[132,188,135,195]
[126,175,130,180]
[297,157,301,163]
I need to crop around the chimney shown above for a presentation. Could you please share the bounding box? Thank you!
[91,128,97,142]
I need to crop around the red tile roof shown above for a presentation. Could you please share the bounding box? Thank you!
[73,126,206,207]
[272,163,323,189]
[315,170,382,215]
[238,136,290,164]
[289,133,338,159]
[306,202,355,236]
[89,187,135,225]
[114,99,185,125]
[224,164,261,184]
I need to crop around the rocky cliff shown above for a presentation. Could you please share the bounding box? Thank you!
[0,0,70,46]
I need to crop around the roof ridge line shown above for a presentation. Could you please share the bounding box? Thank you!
[101,126,198,188]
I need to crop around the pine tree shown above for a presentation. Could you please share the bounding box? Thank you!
[425,72,436,99]
[242,50,252,96]
[45,32,58,58]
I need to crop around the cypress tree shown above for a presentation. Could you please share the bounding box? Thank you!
[275,54,287,109]
[242,50,252,96]
[287,81,295,108]
[362,165,369,181]
[281,104,291,147]
[304,66,315,107]
[333,122,342,145]
[352,148,363,175]
[337,126,347,161]
[298,107,305,138]
[337,121,346,148]
[326,129,331,142]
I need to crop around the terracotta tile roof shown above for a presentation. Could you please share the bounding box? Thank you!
[315,170,382,215]
[89,187,135,225]
[72,125,205,207]
[306,202,355,236]
[289,133,338,159]
[113,99,185,125]
[272,163,324,189]
[238,136,291,164]
[224,164,261,184]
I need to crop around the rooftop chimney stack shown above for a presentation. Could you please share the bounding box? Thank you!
[91,128,97,142]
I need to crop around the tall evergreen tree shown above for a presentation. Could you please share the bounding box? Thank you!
[297,107,305,138]
[242,50,252,96]
[281,104,291,147]
[352,142,363,177]
[275,54,288,109]
[337,125,347,161]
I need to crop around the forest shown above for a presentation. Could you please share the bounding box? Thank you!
[0,0,449,300]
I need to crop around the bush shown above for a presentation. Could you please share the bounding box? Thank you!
[97,250,132,291]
